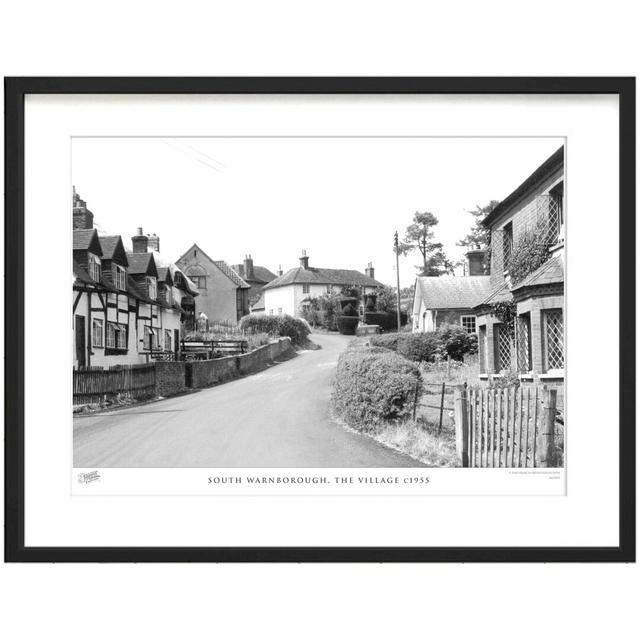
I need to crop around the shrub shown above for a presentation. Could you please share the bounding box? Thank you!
[337,316,359,335]
[239,313,310,346]
[436,324,478,361]
[369,333,403,351]
[332,347,422,430]
[397,332,443,363]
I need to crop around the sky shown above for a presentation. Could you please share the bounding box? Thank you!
[72,137,562,288]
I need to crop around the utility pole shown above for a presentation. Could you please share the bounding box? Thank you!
[394,231,402,332]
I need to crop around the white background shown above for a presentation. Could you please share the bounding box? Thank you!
[1,2,638,639]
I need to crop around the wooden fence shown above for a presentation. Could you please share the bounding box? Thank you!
[73,363,156,405]
[453,385,560,468]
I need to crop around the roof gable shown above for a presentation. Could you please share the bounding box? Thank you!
[213,261,250,288]
[99,235,129,266]
[126,252,158,278]
[73,229,102,256]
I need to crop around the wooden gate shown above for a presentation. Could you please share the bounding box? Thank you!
[453,385,560,468]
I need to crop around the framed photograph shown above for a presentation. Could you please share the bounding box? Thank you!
[4,77,635,562]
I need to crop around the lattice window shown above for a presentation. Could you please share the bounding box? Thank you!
[543,309,564,371]
[117,325,127,349]
[516,314,531,372]
[92,318,104,348]
[502,222,513,265]
[461,315,477,334]
[106,323,117,349]
[494,324,512,372]
[536,193,563,246]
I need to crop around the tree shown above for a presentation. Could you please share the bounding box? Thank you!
[457,200,499,249]
[398,211,455,276]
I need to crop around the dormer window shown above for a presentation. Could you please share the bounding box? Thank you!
[113,264,127,290]
[88,253,101,282]
[147,276,157,300]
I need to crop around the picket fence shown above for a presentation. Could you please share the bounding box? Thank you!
[453,385,560,468]
[73,363,156,405]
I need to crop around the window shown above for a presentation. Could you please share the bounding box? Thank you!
[502,222,513,267]
[269,309,274,315]
[106,322,117,348]
[117,324,127,349]
[143,325,156,351]
[192,275,207,289]
[88,253,101,282]
[302,283,310,294]
[516,314,531,372]
[92,318,104,348]
[164,329,172,352]
[547,183,564,245]
[106,323,127,350]
[461,315,477,334]
[113,264,126,290]
[494,324,512,372]
[543,309,564,371]
[147,277,157,300]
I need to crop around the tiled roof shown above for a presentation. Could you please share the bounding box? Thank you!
[232,263,278,284]
[416,275,492,310]
[511,255,564,290]
[475,282,513,307]
[73,229,102,255]
[98,235,127,264]
[214,261,250,288]
[157,266,173,285]
[263,266,382,290]
[126,252,157,277]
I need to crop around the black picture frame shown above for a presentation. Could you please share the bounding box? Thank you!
[4,77,636,563]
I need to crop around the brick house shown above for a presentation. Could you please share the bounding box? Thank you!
[231,255,277,307]
[474,146,565,387]
[176,244,251,324]
[262,251,382,317]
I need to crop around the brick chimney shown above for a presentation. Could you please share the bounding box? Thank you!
[277,264,283,277]
[365,262,375,279]
[131,227,149,253]
[244,254,255,280]
[299,250,309,270]
[72,186,94,230]
[147,233,160,252]
[466,246,489,276]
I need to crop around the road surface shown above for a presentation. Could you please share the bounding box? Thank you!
[73,333,423,468]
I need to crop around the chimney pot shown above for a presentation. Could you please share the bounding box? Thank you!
[72,187,94,230]
[132,228,149,253]
[299,251,309,269]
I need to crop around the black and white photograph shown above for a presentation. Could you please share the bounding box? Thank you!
[71,136,566,472]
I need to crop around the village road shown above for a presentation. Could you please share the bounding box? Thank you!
[73,333,423,467]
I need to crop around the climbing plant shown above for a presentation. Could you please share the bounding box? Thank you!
[507,218,551,285]
[490,300,516,338]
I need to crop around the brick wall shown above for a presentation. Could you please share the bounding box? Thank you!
[155,361,186,397]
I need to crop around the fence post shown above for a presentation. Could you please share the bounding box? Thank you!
[438,381,446,434]
[454,384,469,467]
[538,387,558,467]
[412,381,420,423]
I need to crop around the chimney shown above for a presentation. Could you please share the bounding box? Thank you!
[277,264,283,277]
[365,262,375,279]
[147,233,160,252]
[465,246,489,276]
[72,186,94,230]
[299,250,309,270]
[131,227,149,253]
[244,254,255,280]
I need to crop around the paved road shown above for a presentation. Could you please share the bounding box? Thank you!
[74,333,423,468]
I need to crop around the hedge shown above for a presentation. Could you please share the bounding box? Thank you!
[332,346,422,431]
[239,313,311,346]
[363,310,408,332]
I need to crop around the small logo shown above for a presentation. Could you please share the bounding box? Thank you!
[78,470,101,484]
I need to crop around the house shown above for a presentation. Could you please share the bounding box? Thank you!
[231,255,278,307]
[474,146,564,385]
[262,251,382,317]
[412,266,492,333]
[176,244,251,324]
[72,190,199,368]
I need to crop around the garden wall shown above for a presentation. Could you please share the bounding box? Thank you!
[154,361,187,398]
[186,338,294,389]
